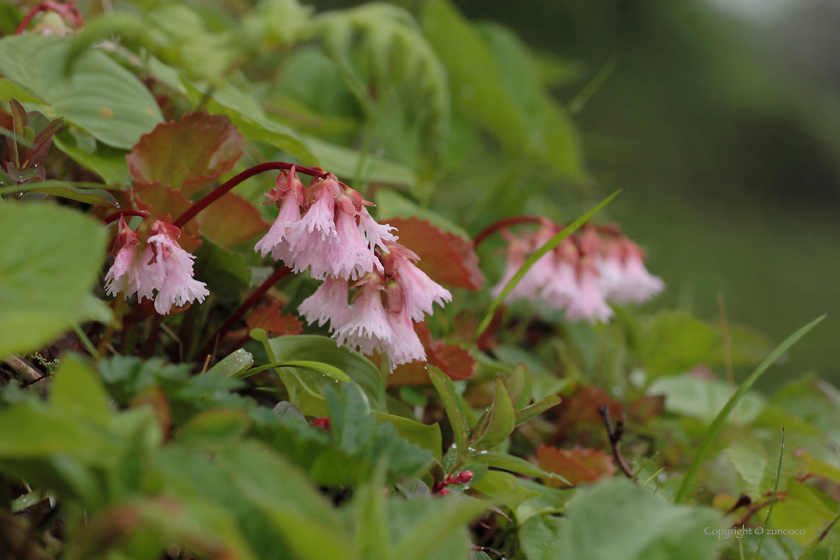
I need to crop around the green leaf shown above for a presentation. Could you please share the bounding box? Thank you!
[52,131,132,187]
[24,183,119,207]
[429,366,470,466]
[0,406,104,459]
[767,479,836,548]
[561,479,725,560]
[472,375,516,449]
[515,395,562,426]
[390,497,487,560]
[754,429,785,559]
[373,411,443,462]
[506,363,532,412]
[305,137,416,186]
[642,311,719,381]
[520,515,564,560]
[468,451,566,483]
[181,78,315,163]
[175,409,251,450]
[194,238,251,299]
[262,333,387,412]
[798,511,840,560]
[50,354,111,427]
[475,188,621,340]
[515,479,575,522]
[0,78,48,104]
[239,360,352,383]
[0,204,107,357]
[674,314,826,503]
[470,470,540,512]
[648,374,766,425]
[0,35,163,149]
[724,437,768,500]
[205,348,254,380]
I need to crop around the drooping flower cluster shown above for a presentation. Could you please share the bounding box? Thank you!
[104,218,209,315]
[492,222,663,324]
[257,168,451,368]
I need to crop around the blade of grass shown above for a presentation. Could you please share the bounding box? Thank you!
[675,314,827,503]
[473,188,622,341]
[754,428,785,560]
[799,512,840,560]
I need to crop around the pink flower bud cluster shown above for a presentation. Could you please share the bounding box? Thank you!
[104,218,209,315]
[492,222,663,324]
[257,168,452,368]
[433,470,474,496]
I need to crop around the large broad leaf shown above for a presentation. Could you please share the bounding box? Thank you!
[196,191,269,248]
[0,204,107,357]
[648,374,766,425]
[535,446,616,489]
[0,35,163,149]
[520,515,565,560]
[53,132,132,187]
[126,112,243,198]
[264,334,387,413]
[724,437,767,500]
[50,355,112,428]
[641,311,719,381]
[560,479,725,560]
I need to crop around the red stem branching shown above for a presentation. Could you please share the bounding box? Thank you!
[598,405,634,478]
[103,209,150,225]
[172,162,333,229]
[472,216,548,248]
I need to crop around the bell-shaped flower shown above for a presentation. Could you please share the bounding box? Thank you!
[601,242,664,304]
[104,217,161,302]
[565,259,614,324]
[385,243,452,322]
[334,274,393,357]
[255,167,305,261]
[386,308,426,366]
[298,277,351,329]
[146,221,209,315]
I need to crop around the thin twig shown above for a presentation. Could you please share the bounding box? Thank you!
[3,356,43,384]
[598,404,634,478]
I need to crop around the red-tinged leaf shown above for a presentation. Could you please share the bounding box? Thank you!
[246,300,303,336]
[196,191,269,248]
[126,111,243,197]
[536,445,617,488]
[132,183,201,252]
[388,322,477,386]
[553,385,623,441]
[387,217,484,290]
[627,394,666,424]
[21,117,63,168]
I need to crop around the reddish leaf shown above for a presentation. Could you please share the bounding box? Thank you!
[388,322,477,386]
[246,300,303,336]
[132,183,201,252]
[387,217,484,290]
[551,385,623,443]
[196,191,269,248]
[536,445,617,488]
[627,394,666,424]
[126,112,243,197]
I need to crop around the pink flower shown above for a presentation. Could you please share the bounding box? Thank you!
[599,242,664,304]
[358,208,398,253]
[543,260,580,309]
[334,276,393,357]
[146,222,209,315]
[565,262,613,324]
[298,277,351,329]
[254,168,305,261]
[322,204,381,280]
[104,217,161,302]
[386,244,452,322]
[386,309,426,366]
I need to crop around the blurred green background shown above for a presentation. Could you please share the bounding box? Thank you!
[314,0,840,387]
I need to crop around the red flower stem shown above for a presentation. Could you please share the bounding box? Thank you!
[472,216,550,248]
[15,1,83,34]
[172,162,332,229]
[102,209,150,225]
[196,266,292,362]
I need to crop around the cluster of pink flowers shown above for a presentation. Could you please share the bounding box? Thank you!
[103,166,452,367]
[104,218,208,315]
[493,222,663,324]
[257,168,451,368]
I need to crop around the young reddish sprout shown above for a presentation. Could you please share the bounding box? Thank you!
[312,417,331,431]
[491,222,663,324]
[432,470,474,495]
